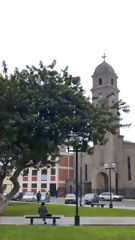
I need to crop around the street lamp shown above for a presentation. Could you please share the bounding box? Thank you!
[104,163,116,208]
[67,148,80,226]
[66,133,89,225]
[66,134,81,226]
[80,152,83,206]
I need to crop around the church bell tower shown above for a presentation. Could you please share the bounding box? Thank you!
[91,54,119,107]
[90,55,119,193]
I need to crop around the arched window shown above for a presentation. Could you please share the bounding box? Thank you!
[127,156,131,180]
[85,164,88,181]
[70,185,72,193]
[99,78,102,85]
[111,78,114,85]
[115,173,119,194]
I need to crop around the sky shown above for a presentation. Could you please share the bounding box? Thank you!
[0,0,135,142]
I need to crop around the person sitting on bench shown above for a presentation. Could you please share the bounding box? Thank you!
[38,202,48,224]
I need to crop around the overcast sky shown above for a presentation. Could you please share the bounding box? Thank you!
[0,0,135,142]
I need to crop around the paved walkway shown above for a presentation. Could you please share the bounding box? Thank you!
[1,201,135,226]
[1,216,135,226]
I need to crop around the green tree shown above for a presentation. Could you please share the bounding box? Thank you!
[0,61,129,213]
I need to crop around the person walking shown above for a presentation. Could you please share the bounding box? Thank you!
[38,202,48,224]
[36,191,41,203]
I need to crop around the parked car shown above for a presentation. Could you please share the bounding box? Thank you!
[99,192,123,201]
[22,191,37,202]
[83,193,99,205]
[40,192,50,202]
[65,193,76,204]
[12,192,23,201]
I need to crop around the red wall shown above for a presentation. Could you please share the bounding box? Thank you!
[32,177,37,181]
[23,177,28,181]
[51,176,55,181]
[59,155,73,167]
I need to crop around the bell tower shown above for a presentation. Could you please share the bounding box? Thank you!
[91,54,119,106]
[90,56,119,193]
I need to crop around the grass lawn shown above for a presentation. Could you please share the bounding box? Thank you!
[2,202,135,217]
[0,225,135,240]
[1,203,135,240]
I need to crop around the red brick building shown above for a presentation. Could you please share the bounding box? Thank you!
[18,152,74,196]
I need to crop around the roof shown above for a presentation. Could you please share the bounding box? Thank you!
[93,61,116,76]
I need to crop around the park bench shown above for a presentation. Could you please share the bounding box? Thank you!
[90,202,105,208]
[25,215,61,225]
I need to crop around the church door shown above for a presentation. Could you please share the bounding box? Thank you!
[97,172,108,193]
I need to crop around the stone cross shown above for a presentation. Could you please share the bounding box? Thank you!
[102,53,107,62]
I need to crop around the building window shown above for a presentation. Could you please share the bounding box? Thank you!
[115,173,119,194]
[111,78,114,85]
[32,170,37,176]
[32,183,37,188]
[23,169,28,176]
[42,169,47,175]
[85,164,88,181]
[99,78,102,85]
[41,169,47,181]
[41,183,47,188]
[128,156,131,180]
[51,168,56,175]
[23,183,28,188]
[70,185,72,193]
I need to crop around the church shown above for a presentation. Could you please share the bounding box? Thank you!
[74,57,135,198]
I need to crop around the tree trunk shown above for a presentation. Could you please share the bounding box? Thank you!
[0,167,23,214]
[0,173,7,203]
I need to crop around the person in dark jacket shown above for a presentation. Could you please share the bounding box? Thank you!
[36,191,41,203]
[38,202,48,224]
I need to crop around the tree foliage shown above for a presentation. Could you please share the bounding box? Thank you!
[0,60,129,212]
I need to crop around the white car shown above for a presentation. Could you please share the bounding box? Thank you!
[65,194,76,204]
[22,191,37,202]
[83,193,99,205]
[99,192,123,201]
[40,192,50,202]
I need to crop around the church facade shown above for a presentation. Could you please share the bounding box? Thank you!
[76,59,135,198]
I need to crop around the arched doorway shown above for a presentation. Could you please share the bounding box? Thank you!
[65,179,76,194]
[97,172,108,193]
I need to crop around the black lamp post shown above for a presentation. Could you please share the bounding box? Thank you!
[66,132,88,225]
[104,163,116,208]
[67,147,80,226]
[80,152,83,206]
[66,134,82,226]
[75,149,79,225]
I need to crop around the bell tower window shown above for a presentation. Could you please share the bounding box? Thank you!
[111,78,114,85]
[127,156,131,180]
[99,78,102,85]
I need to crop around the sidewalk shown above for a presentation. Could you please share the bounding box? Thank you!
[1,216,135,226]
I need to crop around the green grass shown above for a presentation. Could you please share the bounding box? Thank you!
[2,202,135,217]
[0,226,135,240]
[1,203,135,240]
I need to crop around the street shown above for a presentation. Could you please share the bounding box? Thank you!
[50,197,135,209]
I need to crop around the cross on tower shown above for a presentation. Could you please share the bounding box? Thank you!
[102,53,107,62]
